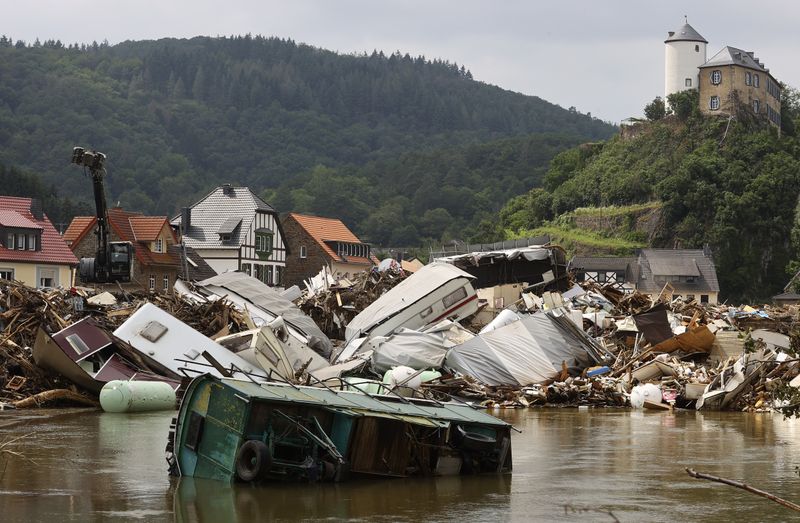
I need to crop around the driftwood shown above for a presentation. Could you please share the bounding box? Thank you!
[13,389,100,409]
[686,468,800,513]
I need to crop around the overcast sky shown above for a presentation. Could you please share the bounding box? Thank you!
[6,1,799,123]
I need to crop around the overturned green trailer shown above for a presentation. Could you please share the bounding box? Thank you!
[167,375,512,483]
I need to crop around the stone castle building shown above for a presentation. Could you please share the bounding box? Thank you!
[664,19,781,127]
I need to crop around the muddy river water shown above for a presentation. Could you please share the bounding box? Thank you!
[1,407,798,522]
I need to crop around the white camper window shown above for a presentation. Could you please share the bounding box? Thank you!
[420,306,433,319]
[442,287,468,309]
[65,333,90,355]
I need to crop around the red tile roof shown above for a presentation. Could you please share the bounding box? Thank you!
[129,216,170,242]
[65,208,180,268]
[0,196,78,266]
[286,213,378,265]
[0,210,43,230]
[63,216,96,245]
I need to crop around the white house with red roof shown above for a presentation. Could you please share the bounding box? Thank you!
[0,196,78,288]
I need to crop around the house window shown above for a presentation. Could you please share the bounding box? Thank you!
[6,233,13,249]
[255,229,273,259]
[754,74,760,88]
[37,267,57,288]
[685,78,692,87]
[154,238,163,253]
[710,96,720,110]
[300,245,307,259]
[163,274,169,291]
[0,268,14,280]
[16,233,24,250]
[149,274,155,291]
[686,294,696,302]
[27,234,36,250]
[701,294,709,304]
[710,70,721,85]
[753,99,760,114]
[266,265,274,285]
[275,265,283,286]
[745,72,752,86]
[241,263,252,276]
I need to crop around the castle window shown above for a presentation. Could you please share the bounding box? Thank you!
[710,70,721,85]
[745,72,752,86]
[753,99,759,114]
[685,78,692,87]
[695,44,700,52]
[710,96,720,110]
[754,74,760,88]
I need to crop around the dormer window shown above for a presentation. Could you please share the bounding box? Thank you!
[710,70,721,85]
[217,217,242,243]
[154,238,163,253]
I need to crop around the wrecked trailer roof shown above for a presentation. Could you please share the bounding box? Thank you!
[344,263,476,341]
[197,272,332,357]
[433,246,568,289]
[445,310,600,386]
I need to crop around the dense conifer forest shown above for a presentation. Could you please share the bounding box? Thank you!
[0,35,613,245]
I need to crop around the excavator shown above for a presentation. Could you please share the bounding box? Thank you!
[71,147,133,283]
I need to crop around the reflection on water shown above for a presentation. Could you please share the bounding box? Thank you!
[1,408,799,522]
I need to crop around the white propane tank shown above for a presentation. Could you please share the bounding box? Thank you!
[100,380,176,413]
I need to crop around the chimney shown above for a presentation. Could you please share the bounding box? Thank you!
[222,183,234,196]
[181,207,191,231]
[29,198,44,221]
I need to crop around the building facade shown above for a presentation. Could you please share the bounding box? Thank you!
[171,185,287,286]
[64,209,182,292]
[664,20,781,127]
[0,196,77,288]
[281,213,376,287]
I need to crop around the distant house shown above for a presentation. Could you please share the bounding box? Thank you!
[281,213,377,287]
[569,248,720,304]
[570,256,636,291]
[170,185,287,286]
[635,248,720,304]
[65,208,184,291]
[664,20,781,128]
[0,196,78,288]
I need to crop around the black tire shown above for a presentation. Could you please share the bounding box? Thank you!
[235,440,272,482]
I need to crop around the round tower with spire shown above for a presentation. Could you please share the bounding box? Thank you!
[664,17,707,103]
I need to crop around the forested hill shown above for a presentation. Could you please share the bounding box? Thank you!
[0,35,614,244]
[493,90,800,302]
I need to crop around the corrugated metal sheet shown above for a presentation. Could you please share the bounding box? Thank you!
[220,377,508,427]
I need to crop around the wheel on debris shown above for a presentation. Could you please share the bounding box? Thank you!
[235,440,272,482]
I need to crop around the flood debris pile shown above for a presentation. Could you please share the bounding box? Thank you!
[4,258,800,415]
[295,266,409,340]
[0,280,251,407]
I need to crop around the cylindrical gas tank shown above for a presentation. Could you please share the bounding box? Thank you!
[100,380,176,413]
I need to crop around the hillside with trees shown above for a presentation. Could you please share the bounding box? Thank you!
[492,89,800,302]
[0,35,613,244]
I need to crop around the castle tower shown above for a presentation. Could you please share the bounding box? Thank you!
[664,18,707,103]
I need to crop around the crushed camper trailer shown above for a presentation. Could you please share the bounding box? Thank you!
[167,374,512,483]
